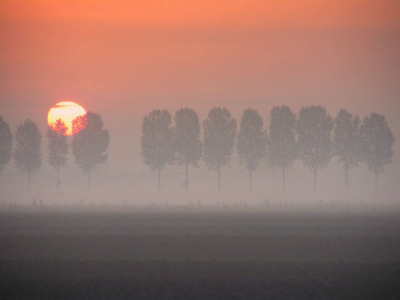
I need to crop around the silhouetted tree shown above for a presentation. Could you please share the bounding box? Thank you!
[71,112,110,190]
[14,119,42,189]
[237,109,267,191]
[173,108,202,193]
[141,110,175,192]
[359,112,394,190]
[47,119,69,190]
[0,116,13,173]
[332,109,361,191]
[297,106,333,192]
[267,105,297,191]
[203,107,236,192]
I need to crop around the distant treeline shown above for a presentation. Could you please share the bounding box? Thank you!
[0,105,395,194]
[140,106,394,193]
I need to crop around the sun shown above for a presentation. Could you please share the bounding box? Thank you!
[47,101,86,135]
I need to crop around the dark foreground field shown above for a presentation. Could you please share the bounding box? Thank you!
[1,206,400,299]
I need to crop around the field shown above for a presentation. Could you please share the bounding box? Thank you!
[1,205,400,299]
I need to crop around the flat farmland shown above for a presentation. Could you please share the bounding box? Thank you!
[1,206,400,299]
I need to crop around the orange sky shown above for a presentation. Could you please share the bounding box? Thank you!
[1,0,400,134]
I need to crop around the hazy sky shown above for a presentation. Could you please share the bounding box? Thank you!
[0,0,399,200]
[1,0,399,116]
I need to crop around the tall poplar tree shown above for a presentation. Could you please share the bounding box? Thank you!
[141,109,175,192]
[173,108,202,193]
[0,116,13,173]
[297,106,333,192]
[14,119,42,189]
[359,112,394,190]
[47,119,69,190]
[71,112,110,190]
[332,109,361,191]
[203,107,236,192]
[267,105,297,191]
[236,109,267,191]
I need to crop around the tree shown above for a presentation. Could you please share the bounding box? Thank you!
[0,116,13,173]
[236,109,267,191]
[203,107,236,192]
[14,119,42,189]
[332,109,361,191]
[47,119,69,190]
[267,105,297,191]
[359,112,394,190]
[71,112,110,190]
[173,108,202,193]
[297,106,333,192]
[141,110,175,192]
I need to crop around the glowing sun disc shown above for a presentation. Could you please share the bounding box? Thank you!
[47,101,86,135]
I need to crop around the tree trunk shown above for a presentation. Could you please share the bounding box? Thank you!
[158,167,161,193]
[28,171,30,191]
[313,168,317,192]
[218,167,221,192]
[57,166,60,191]
[375,172,378,191]
[344,168,348,192]
[185,162,188,193]
[88,168,91,191]
[282,166,286,191]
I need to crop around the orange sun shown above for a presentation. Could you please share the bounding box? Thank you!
[47,101,86,135]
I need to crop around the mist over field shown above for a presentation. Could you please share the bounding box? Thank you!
[0,102,398,207]
[1,106,398,208]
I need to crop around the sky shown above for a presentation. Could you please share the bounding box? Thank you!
[0,0,399,202]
